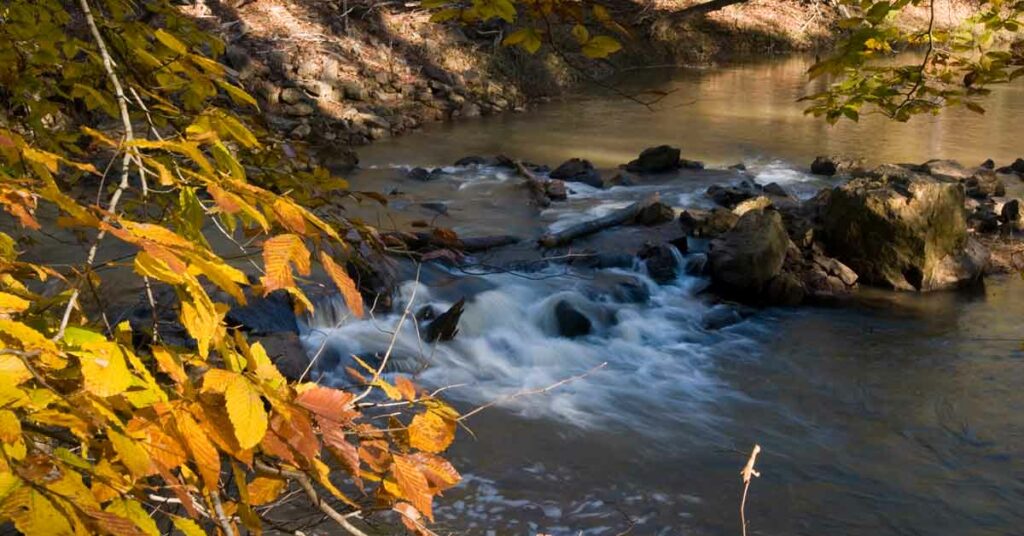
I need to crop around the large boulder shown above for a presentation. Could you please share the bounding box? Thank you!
[820,172,984,291]
[638,243,680,284]
[708,210,790,297]
[626,145,681,173]
[550,158,602,188]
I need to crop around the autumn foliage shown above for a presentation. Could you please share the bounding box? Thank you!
[0,1,460,534]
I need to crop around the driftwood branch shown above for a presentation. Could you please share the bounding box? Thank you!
[513,160,552,207]
[538,194,661,248]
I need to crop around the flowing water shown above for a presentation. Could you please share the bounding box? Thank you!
[305,56,1024,535]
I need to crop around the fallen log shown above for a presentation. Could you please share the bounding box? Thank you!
[514,160,552,208]
[538,194,661,248]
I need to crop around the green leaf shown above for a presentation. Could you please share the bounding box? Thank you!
[582,35,622,59]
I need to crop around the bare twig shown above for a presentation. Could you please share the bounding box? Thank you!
[209,490,236,536]
[352,264,422,404]
[457,361,608,422]
[739,444,761,536]
[57,0,139,341]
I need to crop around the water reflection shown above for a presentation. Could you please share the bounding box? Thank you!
[359,55,1024,170]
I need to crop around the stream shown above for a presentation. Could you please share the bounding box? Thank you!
[307,56,1024,535]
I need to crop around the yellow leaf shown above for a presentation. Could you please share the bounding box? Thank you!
[272,199,308,234]
[109,430,153,479]
[503,28,543,54]
[152,346,188,385]
[1,486,74,536]
[76,341,133,398]
[154,29,189,55]
[408,410,456,454]
[224,375,268,450]
[246,477,286,506]
[186,255,247,305]
[105,499,160,536]
[133,251,186,285]
[320,252,364,318]
[174,410,221,490]
[582,35,622,58]
[216,80,260,110]
[0,410,26,460]
[0,292,30,314]
[260,234,310,294]
[171,516,206,536]
[571,24,590,45]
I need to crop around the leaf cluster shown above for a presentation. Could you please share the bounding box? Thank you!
[0,1,462,534]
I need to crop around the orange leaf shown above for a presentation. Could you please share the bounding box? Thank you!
[295,385,356,423]
[272,199,307,234]
[174,410,221,490]
[319,252,364,318]
[408,410,455,454]
[393,454,433,521]
[260,234,310,294]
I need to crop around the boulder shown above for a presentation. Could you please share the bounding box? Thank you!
[626,145,681,173]
[635,201,675,226]
[821,173,981,291]
[408,167,443,181]
[554,300,592,338]
[550,158,602,188]
[638,243,679,284]
[680,159,705,170]
[680,208,739,237]
[1013,158,1024,174]
[811,155,864,176]
[708,210,790,297]
[981,158,996,170]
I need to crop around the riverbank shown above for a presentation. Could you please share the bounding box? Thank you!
[184,0,974,163]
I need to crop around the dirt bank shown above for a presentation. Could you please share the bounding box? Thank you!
[184,0,974,163]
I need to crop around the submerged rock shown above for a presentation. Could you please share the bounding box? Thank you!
[638,242,680,284]
[626,145,681,173]
[635,201,676,226]
[820,172,986,291]
[708,209,789,297]
[554,300,592,338]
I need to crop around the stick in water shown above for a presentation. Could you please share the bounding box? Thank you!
[740,444,761,536]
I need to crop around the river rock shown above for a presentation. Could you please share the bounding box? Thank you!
[257,332,310,381]
[1001,199,1021,229]
[1013,158,1024,174]
[701,304,746,330]
[408,167,440,181]
[968,204,1000,233]
[602,172,634,188]
[550,158,602,187]
[280,87,306,105]
[931,237,989,287]
[638,243,679,284]
[920,159,972,181]
[626,145,681,173]
[680,208,739,237]
[821,173,984,291]
[707,184,756,208]
[708,209,789,297]
[584,273,650,303]
[811,155,864,176]
[964,168,1006,198]
[762,182,790,197]
[981,159,996,170]
[636,201,675,225]
[733,195,773,216]
[554,300,592,338]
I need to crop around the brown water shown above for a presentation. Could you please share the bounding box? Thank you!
[313,56,1024,535]
[358,55,1024,170]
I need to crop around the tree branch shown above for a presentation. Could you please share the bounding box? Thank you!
[254,461,370,536]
